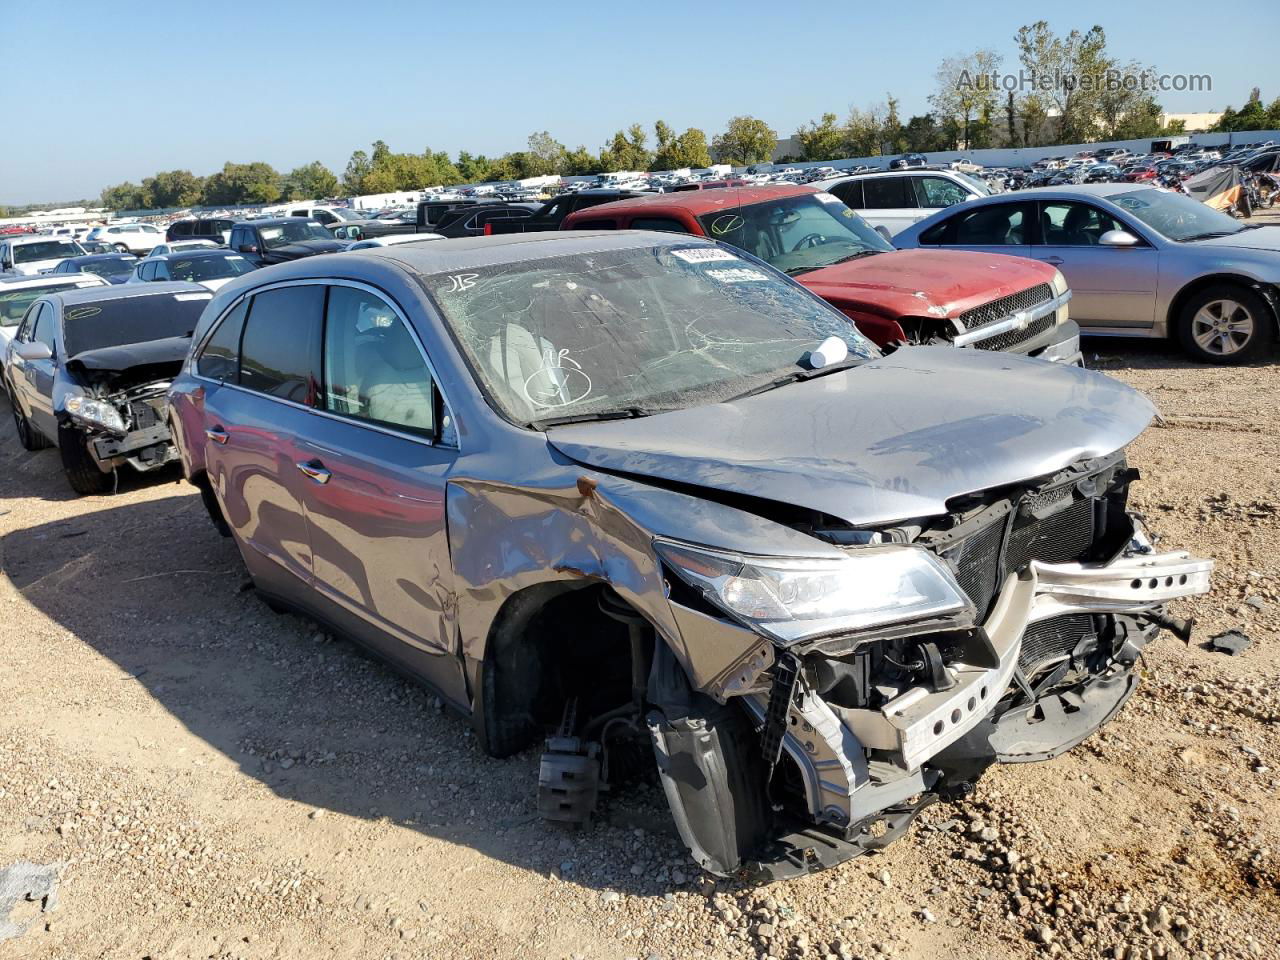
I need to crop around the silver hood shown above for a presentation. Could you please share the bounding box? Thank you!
[548,347,1155,528]
[1189,225,1280,252]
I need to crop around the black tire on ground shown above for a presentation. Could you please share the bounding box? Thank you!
[57,424,112,494]
[10,393,50,450]
[114,243,130,253]
[1176,284,1275,365]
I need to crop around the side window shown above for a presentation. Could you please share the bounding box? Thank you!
[238,285,324,404]
[861,177,915,209]
[1039,202,1126,246]
[153,261,171,281]
[32,306,57,353]
[951,204,1028,245]
[289,209,308,218]
[314,210,336,225]
[829,180,864,209]
[323,286,437,437]
[196,299,249,381]
[172,221,192,237]
[568,218,618,230]
[914,177,970,208]
[139,262,156,281]
[628,217,691,233]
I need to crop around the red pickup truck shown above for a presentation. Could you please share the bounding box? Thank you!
[561,185,1080,361]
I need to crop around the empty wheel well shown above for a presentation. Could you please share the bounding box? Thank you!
[1167,275,1280,337]
[477,581,652,758]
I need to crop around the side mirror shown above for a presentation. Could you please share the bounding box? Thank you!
[1099,229,1140,247]
[238,244,258,254]
[15,341,53,361]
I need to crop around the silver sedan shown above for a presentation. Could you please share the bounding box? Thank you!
[893,184,1280,364]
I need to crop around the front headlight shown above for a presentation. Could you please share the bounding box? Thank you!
[655,540,972,646]
[64,395,127,434]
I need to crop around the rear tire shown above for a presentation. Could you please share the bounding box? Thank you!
[1176,284,1274,365]
[10,394,50,450]
[58,425,112,495]
[114,243,130,253]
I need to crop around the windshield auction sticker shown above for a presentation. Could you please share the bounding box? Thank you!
[671,247,739,264]
[705,268,768,283]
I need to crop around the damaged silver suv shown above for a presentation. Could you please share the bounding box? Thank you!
[168,232,1212,879]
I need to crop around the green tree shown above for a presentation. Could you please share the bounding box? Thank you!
[844,105,884,157]
[101,181,150,211]
[903,114,947,153]
[652,120,681,170]
[562,145,602,176]
[203,162,281,205]
[1014,21,1110,143]
[930,49,1002,148]
[712,115,777,165]
[674,128,712,169]
[455,151,492,182]
[281,161,340,200]
[796,112,844,162]
[342,150,372,193]
[882,97,906,154]
[145,170,203,208]
[525,131,567,176]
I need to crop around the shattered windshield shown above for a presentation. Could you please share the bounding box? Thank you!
[695,193,893,276]
[427,241,879,427]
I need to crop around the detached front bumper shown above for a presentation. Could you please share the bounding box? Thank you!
[835,546,1211,773]
[652,540,1212,879]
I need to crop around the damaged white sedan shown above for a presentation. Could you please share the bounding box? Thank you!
[165,232,1213,880]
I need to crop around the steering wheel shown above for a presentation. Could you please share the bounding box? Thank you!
[794,233,829,250]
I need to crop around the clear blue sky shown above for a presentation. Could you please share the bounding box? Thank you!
[2,0,1275,204]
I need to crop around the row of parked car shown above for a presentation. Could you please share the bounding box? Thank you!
[0,185,1217,881]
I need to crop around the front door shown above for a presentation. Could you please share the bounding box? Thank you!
[293,283,462,699]
[1032,201,1158,328]
[21,303,60,439]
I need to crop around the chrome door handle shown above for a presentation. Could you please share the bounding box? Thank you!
[205,426,229,444]
[1042,256,1065,265]
[295,459,332,484]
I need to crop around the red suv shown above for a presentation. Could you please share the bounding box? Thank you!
[562,185,1079,362]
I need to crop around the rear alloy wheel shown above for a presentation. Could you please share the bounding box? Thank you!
[58,424,112,495]
[10,390,50,451]
[114,243,130,253]
[1177,285,1273,365]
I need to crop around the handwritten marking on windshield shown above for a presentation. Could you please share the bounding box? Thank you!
[709,215,744,236]
[446,273,479,292]
[522,347,592,408]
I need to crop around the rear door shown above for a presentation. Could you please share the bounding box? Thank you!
[917,200,1033,260]
[291,282,464,698]
[196,284,325,598]
[1031,200,1157,328]
[857,176,919,236]
[912,175,976,220]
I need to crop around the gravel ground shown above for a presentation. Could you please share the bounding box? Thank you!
[0,336,1277,960]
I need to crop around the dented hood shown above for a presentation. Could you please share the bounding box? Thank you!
[548,347,1154,528]
[800,248,1058,319]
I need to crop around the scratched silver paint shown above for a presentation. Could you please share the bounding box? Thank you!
[170,232,1156,717]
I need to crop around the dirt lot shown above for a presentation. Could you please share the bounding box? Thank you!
[1,337,1278,960]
